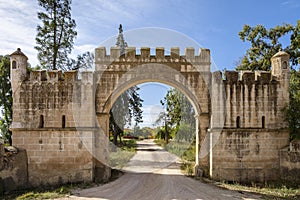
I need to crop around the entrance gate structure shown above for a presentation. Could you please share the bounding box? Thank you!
[9,47,290,187]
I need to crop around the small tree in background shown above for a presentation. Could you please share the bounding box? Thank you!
[110,87,143,145]
[156,88,195,143]
[284,70,300,139]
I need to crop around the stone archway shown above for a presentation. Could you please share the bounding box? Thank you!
[94,47,212,178]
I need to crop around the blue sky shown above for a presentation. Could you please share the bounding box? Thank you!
[0,0,299,127]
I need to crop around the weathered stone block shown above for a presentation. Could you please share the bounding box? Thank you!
[155,47,164,59]
[170,47,180,58]
[185,47,195,61]
[64,70,78,82]
[0,148,28,192]
[110,47,121,59]
[125,47,136,59]
[225,71,238,84]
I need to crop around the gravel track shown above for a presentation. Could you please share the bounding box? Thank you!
[58,139,262,200]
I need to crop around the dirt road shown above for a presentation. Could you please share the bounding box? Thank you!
[60,139,262,200]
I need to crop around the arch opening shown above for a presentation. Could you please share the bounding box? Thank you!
[106,81,199,173]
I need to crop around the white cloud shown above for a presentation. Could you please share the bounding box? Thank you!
[138,104,164,127]
[0,0,38,65]
[280,0,300,8]
[0,0,159,66]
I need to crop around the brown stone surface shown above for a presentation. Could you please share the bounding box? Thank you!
[211,129,290,183]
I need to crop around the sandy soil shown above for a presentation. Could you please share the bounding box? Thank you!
[58,139,262,200]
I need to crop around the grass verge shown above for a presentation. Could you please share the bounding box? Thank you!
[2,185,75,200]
[155,139,195,176]
[218,181,300,199]
[155,139,300,199]
[109,139,137,169]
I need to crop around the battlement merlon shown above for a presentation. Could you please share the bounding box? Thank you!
[94,46,211,64]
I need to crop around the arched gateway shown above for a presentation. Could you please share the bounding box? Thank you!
[9,47,290,187]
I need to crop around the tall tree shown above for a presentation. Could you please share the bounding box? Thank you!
[110,24,143,145]
[110,86,143,145]
[237,21,300,139]
[35,0,77,70]
[0,55,12,145]
[116,24,128,55]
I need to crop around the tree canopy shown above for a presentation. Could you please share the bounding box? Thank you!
[284,70,300,139]
[35,0,77,70]
[156,88,195,143]
[237,20,299,70]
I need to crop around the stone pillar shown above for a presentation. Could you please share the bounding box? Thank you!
[195,113,210,177]
[194,114,200,175]
[94,113,111,182]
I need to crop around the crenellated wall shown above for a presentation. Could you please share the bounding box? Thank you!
[8,47,292,188]
[209,50,291,182]
[10,62,97,187]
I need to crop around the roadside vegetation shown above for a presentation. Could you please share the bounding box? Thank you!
[2,185,72,200]
[154,88,196,176]
[109,138,137,169]
[155,139,196,176]
[15,187,70,200]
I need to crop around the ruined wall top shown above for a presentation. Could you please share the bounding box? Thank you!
[218,70,274,85]
[24,70,94,84]
[213,50,290,85]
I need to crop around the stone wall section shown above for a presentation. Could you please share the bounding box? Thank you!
[280,140,300,183]
[211,129,289,183]
[12,130,94,187]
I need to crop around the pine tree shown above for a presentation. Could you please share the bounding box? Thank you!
[115,24,128,55]
[35,0,77,70]
[110,24,143,145]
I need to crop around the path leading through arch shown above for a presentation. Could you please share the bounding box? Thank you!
[57,139,262,200]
